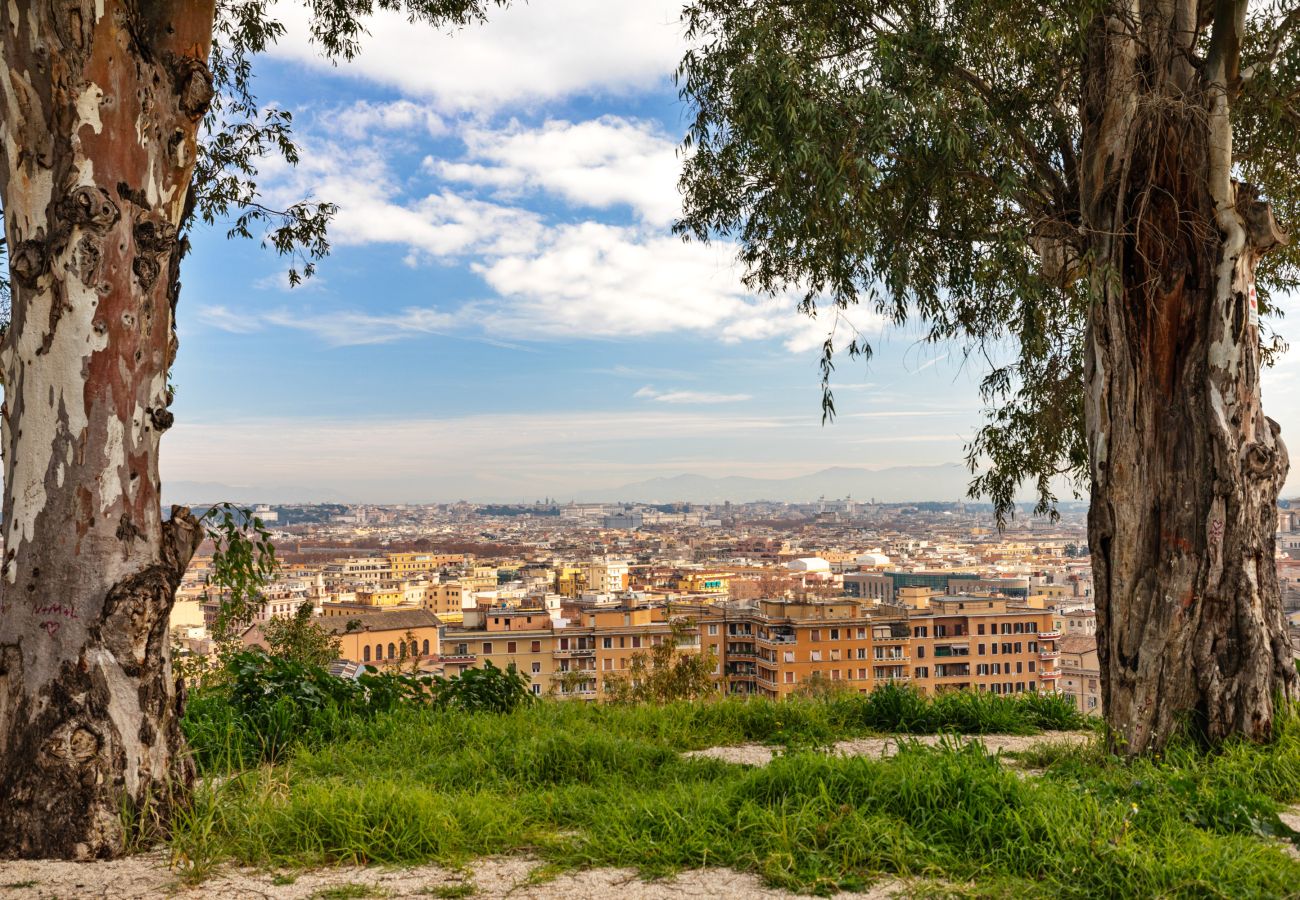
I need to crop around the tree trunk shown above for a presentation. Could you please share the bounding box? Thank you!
[0,2,214,858]
[1081,1,1296,754]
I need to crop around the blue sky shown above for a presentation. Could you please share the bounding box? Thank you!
[163,1,1300,503]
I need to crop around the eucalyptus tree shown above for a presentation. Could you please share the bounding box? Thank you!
[0,0,504,859]
[677,1,1300,753]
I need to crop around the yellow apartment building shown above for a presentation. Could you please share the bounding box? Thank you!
[422,581,465,618]
[906,597,1060,696]
[700,599,910,698]
[674,572,731,595]
[442,603,700,700]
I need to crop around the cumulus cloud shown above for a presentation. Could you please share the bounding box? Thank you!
[333,100,446,141]
[430,117,681,224]
[262,136,547,262]
[269,0,684,112]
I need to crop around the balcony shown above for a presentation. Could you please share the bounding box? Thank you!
[1039,650,1061,660]
[1038,631,1062,640]
[873,654,910,663]
[553,647,596,658]
[757,633,797,646]
[1039,670,1062,679]
[438,652,477,663]
[727,645,757,658]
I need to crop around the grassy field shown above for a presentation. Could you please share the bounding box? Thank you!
[171,683,1300,898]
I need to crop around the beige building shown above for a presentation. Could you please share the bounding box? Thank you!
[1057,634,1101,715]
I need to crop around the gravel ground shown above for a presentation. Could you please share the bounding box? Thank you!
[683,730,1095,766]
[0,854,916,899]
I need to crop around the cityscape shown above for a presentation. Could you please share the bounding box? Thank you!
[169,497,1300,718]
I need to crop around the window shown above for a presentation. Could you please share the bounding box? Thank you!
[1028,641,1038,652]
[388,642,396,659]
[532,662,541,674]
[507,641,517,654]
[857,628,866,639]
[829,628,840,640]
[783,651,795,663]
[1014,642,1022,653]
[830,649,841,661]
[784,671,795,684]
[363,646,371,662]
[811,629,821,641]
[810,650,823,662]
[914,626,928,637]
[532,640,542,653]
[559,637,569,650]
[1029,660,1036,672]
[978,643,986,655]
[602,658,612,671]
[602,637,612,649]
[410,640,418,657]
[1016,661,1023,674]
[531,684,541,695]
[858,668,867,680]
[632,636,642,649]
[977,623,985,635]
[830,669,841,680]
[914,666,929,678]
[916,646,925,659]
[422,639,430,656]
[482,642,493,654]
[708,624,718,635]
[375,644,383,660]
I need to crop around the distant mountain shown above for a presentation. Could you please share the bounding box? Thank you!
[161,481,355,506]
[576,463,978,504]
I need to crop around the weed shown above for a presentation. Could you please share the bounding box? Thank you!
[424,884,475,898]
[309,885,384,900]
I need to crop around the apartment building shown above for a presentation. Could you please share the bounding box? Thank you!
[699,599,912,699]
[441,602,698,700]
[906,596,1059,696]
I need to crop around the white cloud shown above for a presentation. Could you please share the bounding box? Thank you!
[197,305,261,334]
[473,221,883,352]
[431,117,682,224]
[263,136,547,262]
[270,0,684,112]
[635,386,752,404]
[260,306,466,346]
[332,100,446,141]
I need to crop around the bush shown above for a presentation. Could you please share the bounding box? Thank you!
[184,652,533,768]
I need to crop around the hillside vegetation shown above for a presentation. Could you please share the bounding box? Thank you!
[170,655,1300,897]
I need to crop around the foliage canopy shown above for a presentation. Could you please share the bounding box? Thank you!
[676,0,1300,520]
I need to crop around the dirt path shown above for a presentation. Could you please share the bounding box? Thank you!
[683,730,1095,766]
[0,854,913,899]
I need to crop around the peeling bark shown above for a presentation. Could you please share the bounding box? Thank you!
[1081,1,1297,754]
[0,2,214,858]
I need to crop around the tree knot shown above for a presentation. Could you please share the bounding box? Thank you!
[147,407,174,432]
[1234,182,1289,256]
[61,186,120,232]
[11,239,48,289]
[169,54,214,121]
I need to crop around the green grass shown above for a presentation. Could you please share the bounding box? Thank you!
[174,689,1300,897]
[423,885,475,898]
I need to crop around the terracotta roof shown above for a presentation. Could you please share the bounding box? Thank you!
[324,609,441,634]
[1058,633,1096,655]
